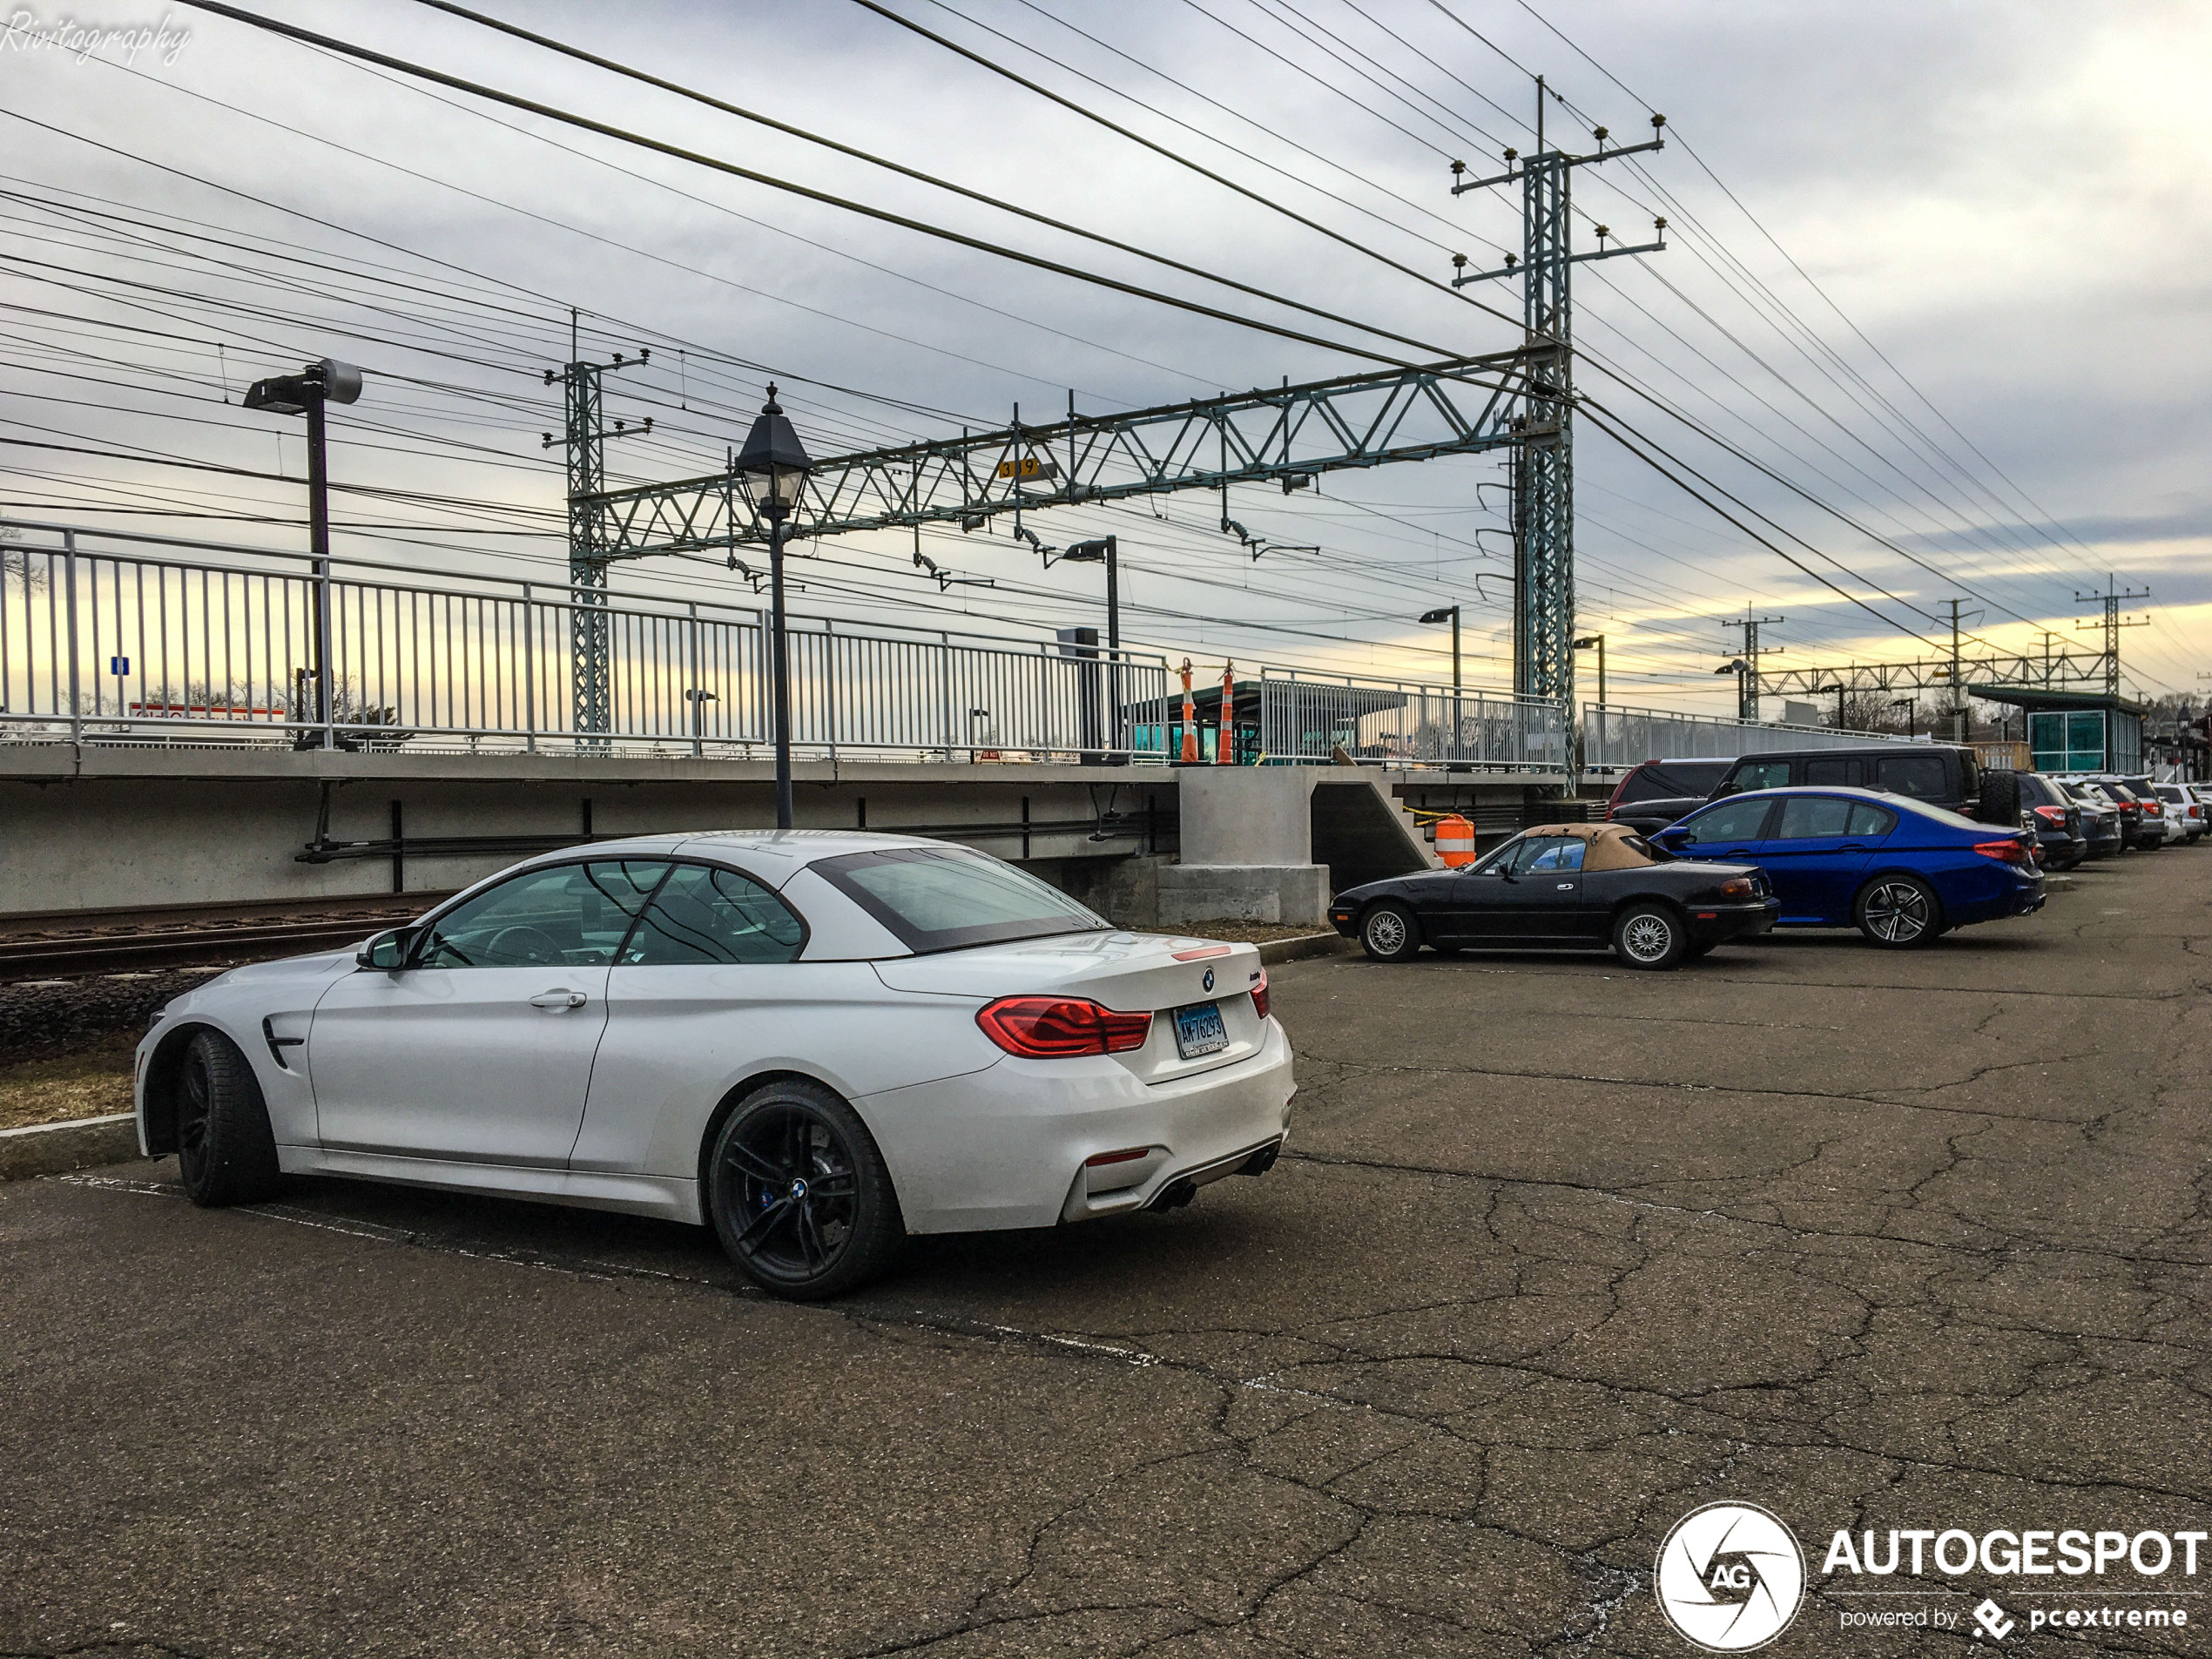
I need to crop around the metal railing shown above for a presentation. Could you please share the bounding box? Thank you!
[1582,702,1914,772]
[0,519,1170,762]
[1259,671,1569,771]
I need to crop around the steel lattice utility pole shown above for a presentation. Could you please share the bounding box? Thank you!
[2073,575,2150,698]
[1452,80,1667,705]
[548,341,651,744]
[563,360,608,740]
[1721,611,1784,722]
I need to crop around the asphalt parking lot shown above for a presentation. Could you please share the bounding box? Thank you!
[3,852,2208,1658]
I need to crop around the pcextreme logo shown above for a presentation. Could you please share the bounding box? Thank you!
[1656,1502,1808,1652]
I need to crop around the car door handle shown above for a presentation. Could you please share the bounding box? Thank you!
[1555,882,1575,890]
[1839,843,1870,853]
[529,989,588,1010]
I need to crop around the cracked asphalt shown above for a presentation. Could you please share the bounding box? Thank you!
[3,853,2209,1658]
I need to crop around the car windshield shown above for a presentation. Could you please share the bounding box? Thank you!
[811,846,1109,953]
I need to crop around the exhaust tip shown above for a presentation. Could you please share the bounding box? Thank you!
[1149,1178,1198,1211]
[1238,1141,1282,1177]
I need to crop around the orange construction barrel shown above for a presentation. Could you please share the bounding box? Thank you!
[1434,813,1476,867]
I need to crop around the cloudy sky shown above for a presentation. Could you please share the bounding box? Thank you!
[3,0,2204,713]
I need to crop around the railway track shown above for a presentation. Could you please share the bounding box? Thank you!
[0,907,427,981]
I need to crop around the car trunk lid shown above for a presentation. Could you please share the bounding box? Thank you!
[872,930,1268,1083]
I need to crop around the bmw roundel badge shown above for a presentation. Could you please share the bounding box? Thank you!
[1203,968,1215,992]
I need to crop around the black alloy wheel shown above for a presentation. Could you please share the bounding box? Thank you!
[1854,874,1943,949]
[1358,901,1421,962]
[1612,903,1686,970]
[707,1080,904,1300]
[176,1030,283,1207]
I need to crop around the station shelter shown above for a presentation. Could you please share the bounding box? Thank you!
[1968,684,2145,775]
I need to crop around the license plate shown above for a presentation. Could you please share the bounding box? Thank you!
[1172,1001,1228,1059]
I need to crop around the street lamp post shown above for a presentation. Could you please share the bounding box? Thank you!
[1891,697,1916,741]
[685,687,717,755]
[243,358,361,748]
[1420,604,1461,766]
[1715,658,1748,720]
[1573,634,1606,706]
[1418,604,1461,691]
[735,386,813,830]
[1062,536,1123,759]
[1817,683,1846,731]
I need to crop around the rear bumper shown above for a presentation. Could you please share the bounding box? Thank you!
[1950,872,2046,926]
[1685,899,1778,943]
[855,1018,1297,1234]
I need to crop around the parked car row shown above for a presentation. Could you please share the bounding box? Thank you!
[1332,744,2209,972]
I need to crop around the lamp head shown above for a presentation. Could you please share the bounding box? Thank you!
[735,383,813,518]
[242,359,363,415]
[1419,606,1457,625]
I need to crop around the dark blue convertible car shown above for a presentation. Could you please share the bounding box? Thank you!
[1650,786,2044,948]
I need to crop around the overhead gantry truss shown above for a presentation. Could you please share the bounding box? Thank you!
[588,347,1541,556]
[1758,649,2111,698]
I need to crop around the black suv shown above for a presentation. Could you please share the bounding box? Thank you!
[1602,758,1735,836]
[1710,745,1998,819]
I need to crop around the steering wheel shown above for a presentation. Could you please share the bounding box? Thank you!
[486,925,565,966]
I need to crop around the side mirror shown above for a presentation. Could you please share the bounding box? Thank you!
[357,927,415,972]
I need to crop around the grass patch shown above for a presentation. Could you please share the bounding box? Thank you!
[0,1037,136,1132]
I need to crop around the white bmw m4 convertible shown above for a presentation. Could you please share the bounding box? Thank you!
[136,833,1297,1298]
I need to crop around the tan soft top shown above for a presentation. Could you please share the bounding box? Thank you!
[1521,821,1657,872]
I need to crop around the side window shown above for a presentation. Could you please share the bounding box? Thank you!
[1523,838,1586,873]
[1734,759,1794,792]
[419,860,669,968]
[1679,799,1775,845]
[1474,838,1527,875]
[1774,796,1855,840]
[621,864,806,966]
[1877,753,1948,800]
[1845,803,1898,838]
[1804,758,1859,787]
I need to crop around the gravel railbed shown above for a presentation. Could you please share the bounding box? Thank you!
[0,968,226,1067]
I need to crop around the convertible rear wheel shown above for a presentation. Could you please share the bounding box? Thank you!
[707,1079,904,1300]
[176,1030,283,1208]
[1855,874,1941,949]
[1359,901,1420,962]
[1613,904,1686,970]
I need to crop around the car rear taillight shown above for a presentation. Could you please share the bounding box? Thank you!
[1973,839,2030,864]
[976,996,1153,1057]
[2033,806,2067,826]
[1251,970,1271,1021]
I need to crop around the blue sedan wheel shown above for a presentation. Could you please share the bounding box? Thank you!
[1854,874,1942,950]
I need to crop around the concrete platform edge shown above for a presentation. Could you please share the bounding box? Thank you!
[0,1113,138,1182]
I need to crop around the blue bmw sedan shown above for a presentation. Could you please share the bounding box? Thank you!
[1649,786,2044,948]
